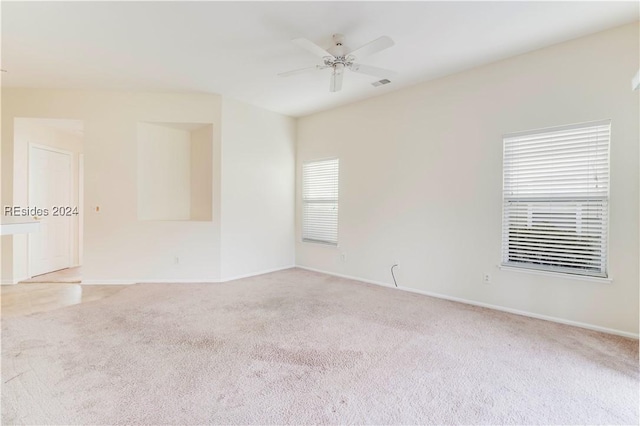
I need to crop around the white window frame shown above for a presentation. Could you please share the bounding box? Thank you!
[501,120,610,278]
[302,157,339,246]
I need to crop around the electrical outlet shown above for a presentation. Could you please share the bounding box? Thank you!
[482,273,491,284]
[340,253,346,262]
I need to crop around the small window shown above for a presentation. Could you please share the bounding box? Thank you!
[302,158,339,245]
[502,120,610,277]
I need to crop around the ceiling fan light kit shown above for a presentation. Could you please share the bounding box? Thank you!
[279,33,397,93]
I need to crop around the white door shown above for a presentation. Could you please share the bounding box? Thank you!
[29,146,72,277]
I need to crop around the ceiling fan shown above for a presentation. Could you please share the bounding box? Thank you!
[279,34,396,92]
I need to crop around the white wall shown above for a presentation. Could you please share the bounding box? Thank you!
[296,23,639,335]
[2,90,295,284]
[221,98,296,280]
[137,122,192,221]
[2,89,223,283]
[191,125,214,221]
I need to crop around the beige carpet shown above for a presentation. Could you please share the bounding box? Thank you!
[2,268,637,425]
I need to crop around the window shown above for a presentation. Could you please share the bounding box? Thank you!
[303,158,339,245]
[502,120,610,278]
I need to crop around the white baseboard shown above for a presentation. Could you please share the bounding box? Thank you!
[296,265,639,340]
[297,265,392,287]
[81,279,136,285]
[220,265,296,282]
[81,265,297,286]
[82,278,221,285]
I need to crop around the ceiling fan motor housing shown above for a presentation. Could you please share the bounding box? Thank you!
[328,33,347,57]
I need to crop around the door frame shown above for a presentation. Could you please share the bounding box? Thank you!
[28,143,74,278]
[78,153,84,266]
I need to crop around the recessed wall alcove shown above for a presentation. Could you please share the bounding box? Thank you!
[137,122,213,221]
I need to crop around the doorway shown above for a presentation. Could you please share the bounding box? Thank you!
[29,145,73,276]
[15,118,84,282]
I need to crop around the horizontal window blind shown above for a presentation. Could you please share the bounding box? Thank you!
[303,158,339,245]
[502,120,610,277]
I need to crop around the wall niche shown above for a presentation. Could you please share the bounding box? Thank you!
[137,122,213,221]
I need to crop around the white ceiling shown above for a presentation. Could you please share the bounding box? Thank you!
[2,1,638,117]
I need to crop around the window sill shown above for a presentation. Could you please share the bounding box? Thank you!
[499,265,612,284]
[301,239,338,247]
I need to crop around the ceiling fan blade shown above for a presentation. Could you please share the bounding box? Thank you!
[292,38,334,59]
[330,71,343,92]
[349,63,397,78]
[348,36,394,59]
[278,65,327,77]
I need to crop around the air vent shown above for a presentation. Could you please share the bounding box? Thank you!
[372,79,391,87]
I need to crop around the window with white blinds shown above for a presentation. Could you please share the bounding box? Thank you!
[502,120,610,278]
[303,158,339,245]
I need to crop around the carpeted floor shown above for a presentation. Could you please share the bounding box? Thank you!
[2,268,638,424]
